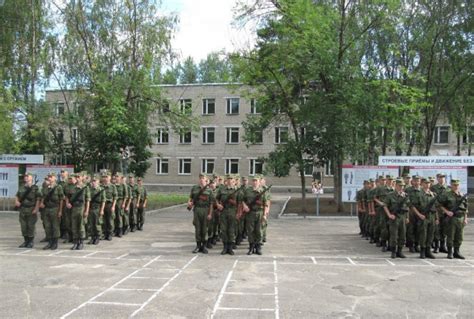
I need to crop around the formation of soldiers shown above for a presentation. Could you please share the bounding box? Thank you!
[187,173,271,256]
[15,170,148,250]
[356,173,469,259]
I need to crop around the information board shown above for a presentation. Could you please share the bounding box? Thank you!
[0,165,19,198]
[410,166,468,194]
[26,165,75,188]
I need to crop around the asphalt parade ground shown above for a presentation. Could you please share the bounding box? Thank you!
[0,196,473,319]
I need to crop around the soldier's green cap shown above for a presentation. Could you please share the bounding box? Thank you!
[115,172,123,177]
[451,179,460,185]
[436,173,446,178]
[233,174,240,180]
[252,174,262,180]
[224,174,233,179]
[378,175,385,180]
[199,173,207,178]
[23,172,34,177]
[402,173,410,178]
[241,176,248,180]
[137,176,143,181]
[368,178,375,183]
[100,171,111,177]
[80,171,88,177]
[60,168,67,173]
[421,178,431,183]
[385,175,394,180]
[92,175,101,181]
[412,175,421,180]
[428,176,435,181]
[70,173,78,178]
[395,178,405,186]
[128,173,135,178]
[363,180,369,184]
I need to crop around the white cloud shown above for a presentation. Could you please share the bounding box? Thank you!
[162,0,256,63]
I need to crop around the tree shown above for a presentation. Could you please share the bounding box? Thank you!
[198,52,233,83]
[179,56,198,84]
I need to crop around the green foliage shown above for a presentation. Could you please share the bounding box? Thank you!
[179,56,198,84]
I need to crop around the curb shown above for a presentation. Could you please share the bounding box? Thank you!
[145,203,188,215]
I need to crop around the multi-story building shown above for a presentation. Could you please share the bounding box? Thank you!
[45,83,474,192]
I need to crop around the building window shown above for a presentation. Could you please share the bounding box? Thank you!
[304,160,313,176]
[250,99,261,114]
[202,99,215,115]
[202,127,215,144]
[226,98,240,115]
[275,127,289,144]
[434,126,449,144]
[202,159,215,174]
[179,130,192,144]
[74,102,85,116]
[178,158,192,175]
[324,160,334,176]
[180,99,192,115]
[225,159,239,174]
[462,125,474,144]
[226,127,240,144]
[56,102,65,116]
[56,129,64,143]
[156,158,169,174]
[159,101,170,114]
[249,159,263,176]
[72,128,79,143]
[156,128,169,144]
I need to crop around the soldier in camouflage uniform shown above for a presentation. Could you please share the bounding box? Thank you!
[367,179,378,243]
[356,181,368,236]
[431,173,449,253]
[136,177,147,231]
[39,176,49,243]
[128,174,138,232]
[15,172,42,248]
[188,174,214,254]
[374,175,394,252]
[113,173,125,237]
[62,174,76,243]
[87,175,105,245]
[40,171,64,250]
[260,176,271,245]
[65,173,90,250]
[206,177,218,249]
[101,171,117,241]
[383,179,410,259]
[406,176,422,253]
[436,179,468,259]
[58,169,70,240]
[121,175,131,235]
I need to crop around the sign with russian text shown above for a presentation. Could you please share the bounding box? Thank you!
[379,156,474,167]
[0,154,44,164]
[0,165,19,198]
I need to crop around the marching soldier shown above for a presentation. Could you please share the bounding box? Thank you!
[206,177,218,249]
[58,169,70,240]
[15,172,42,248]
[413,178,438,259]
[101,171,117,241]
[64,173,90,250]
[383,179,410,259]
[113,173,125,237]
[406,176,422,253]
[431,173,449,253]
[40,171,64,250]
[356,181,368,236]
[374,175,394,252]
[88,175,105,245]
[436,179,468,259]
[188,174,213,254]
[136,177,147,231]
[260,176,271,245]
[39,176,49,243]
[121,175,131,235]
[128,174,138,232]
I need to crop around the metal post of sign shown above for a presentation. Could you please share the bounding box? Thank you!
[316,192,320,216]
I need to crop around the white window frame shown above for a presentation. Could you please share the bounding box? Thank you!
[56,129,64,143]
[71,128,79,143]
[56,102,65,116]
[275,126,289,144]
[178,158,192,175]
[304,160,313,177]
[180,99,192,115]
[250,99,261,114]
[249,159,264,176]
[226,127,240,144]
[225,159,239,174]
[434,126,449,144]
[156,158,169,175]
[179,130,192,144]
[226,98,240,115]
[201,158,215,174]
[324,160,334,177]
[202,127,216,144]
[156,127,169,144]
[202,98,216,115]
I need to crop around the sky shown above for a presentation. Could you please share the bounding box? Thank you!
[161,0,256,63]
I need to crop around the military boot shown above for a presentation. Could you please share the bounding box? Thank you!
[138,223,144,231]
[227,243,235,255]
[381,241,387,252]
[447,246,453,259]
[19,236,28,248]
[369,237,375,244]
[76,239,84,250]
[206,238,213,249]
[439,239,448,253]
[425,247,435,259]
[116,228,122,238]
[193,242,201,254]
[432,240,439,253]
[453,248,465,260]
[40,237,48,243]
[43,240,53,250]
[236,235,242,246]
[396,246,406,258]
[87,237,94,244]
[26,237,34,248]
[201,241,208,254]
[71,240,78,250]
[391,247,396,259]
[419,248,426,259]
[93,236,100,245]
[409,243,415,253]
[211,236,217,245]
[247,243,254,255]
[414,244,420,253]
[221,243,228,255]
[255,243,262,255]
[375,239,382,247]
[130,224,136,232]
[50,238,58,250]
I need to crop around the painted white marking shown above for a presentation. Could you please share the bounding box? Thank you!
[111,288,159,292]
[210,260,239,319]
[142,255,162,268]
[82,251,100,258]
[224,292,275,296]
[131,276,171,280]
[347,257,357,266]
[386,259,396,266]
[115,253,129,260]
[422,260,436,267]
[15,249,32,255]
[48,250,65,256]
[60,255,161,319]
[88,301,141,307]
[218,307,275,312]
[279,262,312,265]
[130,255,198,317]
[273,258,280,319]
[311,257,317,265]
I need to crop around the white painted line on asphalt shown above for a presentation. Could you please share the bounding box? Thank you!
[131,276,171,280]
[60,255,162,319]
[48,250,65,256]
[210,259,239,319]
[385,259,396,266]
[15,249,32,255]
[279,262,312,265]
[236,260,273,265]
[224,292,275,296]
[273,257,280,319]
[88,301,142,307]
[112,288,159,292]
[82,251,100,258]
[130,255,198,318]
[115,253,129,259]
[142,255,162,268]
[219,307,275,312]
[311,257,317,265]
[347,257,357,266]
[422,260,436,267]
